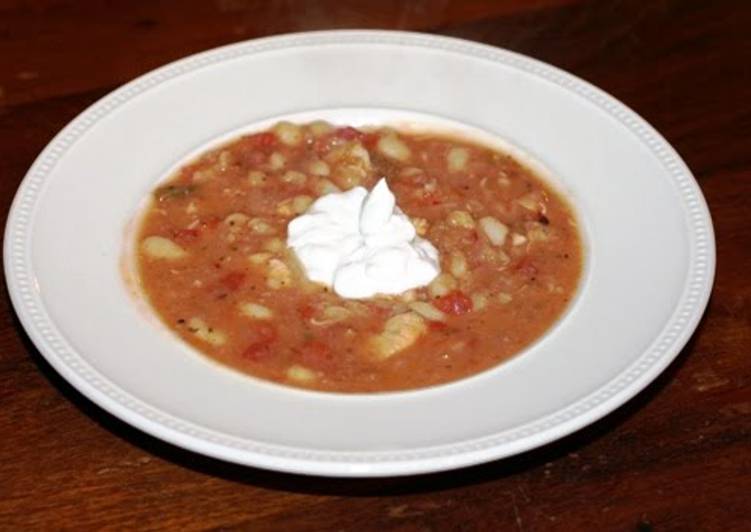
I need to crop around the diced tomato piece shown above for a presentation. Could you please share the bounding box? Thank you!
[362,132,379,149]
[246,151,266,166]
[240,323,278,362]
[240,342,273,362]
[243,132,277,149]
[172,228,200,243]
[300,340,334,370]
[239,132,278,162]
[416,190,442,206]
[313,136,333,155]
[179,164,201,181]
[429,320,448,332]
[313,127,365,155]
[514,259,539,278]
[219,272,245,291]
[434,291,473,315]
[334,126,364,141]
[255,322,277,342]
[173,215,221,244]
[297,304,316,320]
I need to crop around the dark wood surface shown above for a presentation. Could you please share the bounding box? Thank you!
[1,1,749,529]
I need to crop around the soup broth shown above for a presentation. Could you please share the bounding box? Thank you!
[136,122,582,392]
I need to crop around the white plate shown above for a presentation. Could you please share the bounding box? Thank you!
[4,31,714,477]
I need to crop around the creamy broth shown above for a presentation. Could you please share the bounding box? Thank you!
[136,122,582,392]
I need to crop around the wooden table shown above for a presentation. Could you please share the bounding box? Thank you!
[1,1,749,529]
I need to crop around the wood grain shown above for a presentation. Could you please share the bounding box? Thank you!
[1,0,750,529]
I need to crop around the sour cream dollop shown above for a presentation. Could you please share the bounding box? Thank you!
[287,178,440,298]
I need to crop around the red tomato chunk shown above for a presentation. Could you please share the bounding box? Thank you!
[434,291,473,315]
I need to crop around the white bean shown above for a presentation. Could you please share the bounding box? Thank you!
[449,251,468,278]
[498,292,513,304]
[527,223,549,242]
[192,168,214,182]
[186,317,226,346]
[263,238,285,253]
[400,289,417,303]
[447,147,469,172]
[217,150,233,171]
[315,178,341,196]
[287,364,316,383]
[267,258,292,289]
[328,142,371,189]
[224,212,249,231]
[348,142,372,167]
[273,121,303,146]
[281,170,307,186]
[479,216,509,246]
[277,195,313,216]
[411,217,429,236]
[249,218,274,234]
[292,195,313,213]
[308,120,333,137]
[141,236,187,260]
[371,312,426,359]
[471,293,488,310]
[311,305,350,326]
[377,134,411,162]
[333,164,366,189]
[248,252,272,265]
[268,152,286,170]
[448,210,476,229]
[400,167,424,178]
[239,302,274,320]
[308,160,330,176]
[498,249,511,265]
[408,301,446,322]
[428,273,457,298]
[517,193,540,211]
[247,170,267,186]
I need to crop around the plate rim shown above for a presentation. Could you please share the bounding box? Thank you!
[3,29,716,477]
